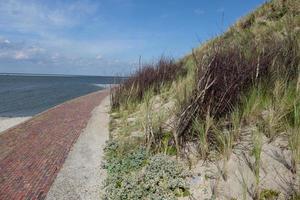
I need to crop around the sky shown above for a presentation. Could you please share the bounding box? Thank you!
[0,0,266,76]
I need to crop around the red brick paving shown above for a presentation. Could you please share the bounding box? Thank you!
[0,90,109,200]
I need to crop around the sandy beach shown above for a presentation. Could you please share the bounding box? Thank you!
[0,117,31,133]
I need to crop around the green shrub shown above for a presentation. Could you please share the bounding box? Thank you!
[259,189,280,200]
[111,57,186,110]
[103,147,147,175]
[103,150,189,200]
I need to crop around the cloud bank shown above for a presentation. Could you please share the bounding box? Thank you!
[0,0,138,75]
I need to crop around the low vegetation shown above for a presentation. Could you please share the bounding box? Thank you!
[102,142,189,199]
[111,57,186,110]
[103,0,300,199]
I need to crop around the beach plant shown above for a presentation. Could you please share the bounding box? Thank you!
[192,113,214,159]
[142,89,155,151]
[175,0,300,144]
[105,1,300,199]
[262,80,293,139]
[215,128,234,181]
[103,149,189,200]
[111,57,186,110]
[240,85,267,123]
[239,168,249,200]
[259,189,280,200]
[162,131,177,156]
[172,59,196,111]
[289,193,300,200]
[252,128,263,199]
[139,90,171,153]
[103,147,148,175]
[111,0,300,154]
[230,107,243,141]
[287,103,300,174]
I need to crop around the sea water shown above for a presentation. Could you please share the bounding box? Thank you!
[0,74,123,117]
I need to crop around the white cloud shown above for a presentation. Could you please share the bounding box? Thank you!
[0,37,46,61]
[51,53,60,60]
[0,0,142,75]
[96,54,103,60]
[3,39,10,44]
[0,0,100,34]
[0,37,11,44]
[14,51,29,60]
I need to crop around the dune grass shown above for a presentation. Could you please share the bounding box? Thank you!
[111,57,186,110]
[109,0,299,158]
[105,0,300,198]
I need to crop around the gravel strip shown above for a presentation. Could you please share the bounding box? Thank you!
[45,96,110,200]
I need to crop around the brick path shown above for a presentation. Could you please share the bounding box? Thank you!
[0,90,109,200]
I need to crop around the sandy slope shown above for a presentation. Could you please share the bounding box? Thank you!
[182,128,298,200]
[0,117,31,133]
[45,96,110,200]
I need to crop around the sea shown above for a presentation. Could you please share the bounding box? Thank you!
[0,74,124,117]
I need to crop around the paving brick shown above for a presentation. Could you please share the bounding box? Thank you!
[0,90,109,200]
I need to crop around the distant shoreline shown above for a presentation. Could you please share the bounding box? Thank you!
[0,72,128,79]
[0,74,121,117]
[0,86,108,118]
[0,89,110,133]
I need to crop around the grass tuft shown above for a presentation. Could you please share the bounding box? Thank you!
[111,57,186,110]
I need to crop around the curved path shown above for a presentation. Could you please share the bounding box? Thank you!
[0,90,109,200]
[46,95,109,200]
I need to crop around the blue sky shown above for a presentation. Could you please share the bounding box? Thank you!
[0,0,265,76]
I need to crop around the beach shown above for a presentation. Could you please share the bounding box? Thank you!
[0,117,31,133]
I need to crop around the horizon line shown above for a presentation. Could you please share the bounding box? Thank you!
[0,72,128,78]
